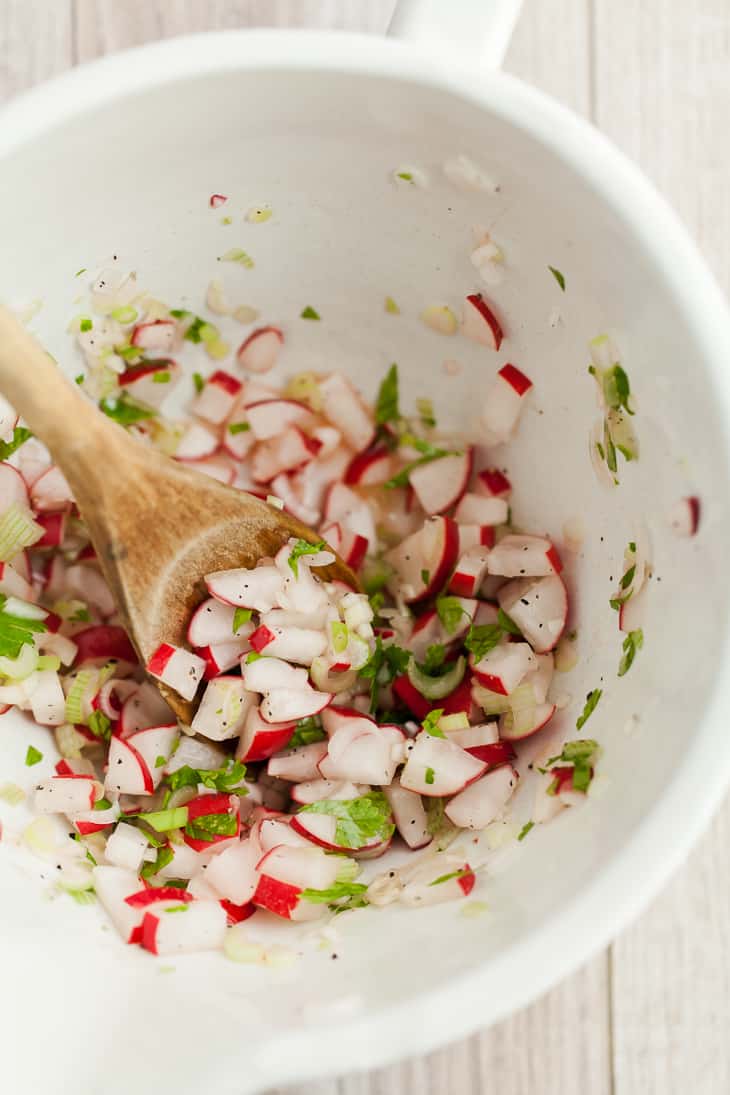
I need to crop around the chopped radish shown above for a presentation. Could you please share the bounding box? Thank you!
[104,822,150,873]
[476,468,512,498]
[105,735,154,795]
[448,546,490,597]
[206,564,283,612]
[209,194,228,208]
[196,640,249,679]
[499,701,555,741]
[146,643,206,701]
[130,320,176,352]
[73,625,137,667]
[0,462,29,510]
[409,449,473,516]
[454,493,509,526]
[251,428,318,481]
[267,741,329,782]
[470,641,536,695]
[385,515,459,603]
[259,686,331,724]
[383,780,432,849]
[461,292,504,350]
[191,676,255,741]
[34,776,101,814]
[30,466,73,512]
[669,496,701,537]
[119,681,175,735]
[400,734,486,796]
[488,534,562,577]
[246,399,316,441]
[324,483,377,544]
[187,597,253,648]
[175,421,220,462]
[247,623,326,665]
[317,374,375,453]
[290,810,390,856]
[497,575,568,653]
[0,561,34,600]
[481,365,532,445]
[182,792,240,853]
[235,704,295,762]
[444,766,518,828]
[192,370,242,424]
[117,361,181,408]
[320,522,368,571]
[236,326,284,374]
[34,511,66,548]
[0,394,18,442]
[30,669,66,726]
[141,901,227,955]
[204,839,261,905]
[344,447,393,486]
[319,721,404,785]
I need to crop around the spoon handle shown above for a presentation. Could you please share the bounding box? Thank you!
[0,305,133,487]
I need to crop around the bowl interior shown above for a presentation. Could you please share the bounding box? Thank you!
[1,43,729,1093]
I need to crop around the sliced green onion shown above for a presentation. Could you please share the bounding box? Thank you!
[0,502,44,561]
[219,248,254,268]
[137,807,189,832]
[407,654,465,700]
[36,654,61,672]
[0,642,38,681]
[438,712,469,733]
[111,305,138,325]
[498,683,536,738]
[330,621,349,654]
[64,669,96,725]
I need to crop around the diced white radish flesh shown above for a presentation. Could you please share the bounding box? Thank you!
[120,681,176,736]
[105,735,154,796]
[204,839,260,904]
[524,653,554,704]
[400,734,486,796]
[290,779,366,804]
[470,641,536,695]
[400,858,476,907]
[447,722,500,749]
[146,643,206,701]
[206,565,283,612]
[246,399,316,441]
[444,765,518,828]
[235,704,295,763]
[408,450,473,516]
[248,624,326,665]
[385,515,459,603]
[126,725,178,783]
[448,546,490,598]
[260,686,331,723]
[30,466,73,511]
[319,721,404,785]
[324,483,377,544]
[267,741,328,782]
[0,394,18,441]
[175,422,219,462]
[256,817,311,852]
[499,700,555,741]
[187,597,253,647]
[166,733,227,774]
[488,534,563,578]
[461,292,504,350]
[344,447,393,486]
[0,462,29,511]
[480,365,532,445]
[236,326,283,373]
[669,496,700,537]
[191,676,254,741]
[497,575,568,654]
[131,319,176,351]
[34,776,101,814]
[141,901,227,955]
[192,370,242,424]
[29,669,65,726]
[320,704,375,737]
[257,844,341,891]
[241,655,307,693]
[93,866,144,943]
[383,780,432,849]
[454,493,509,526]
[0,561,34,600]
[317,373,375,453]
[104,823,149,873]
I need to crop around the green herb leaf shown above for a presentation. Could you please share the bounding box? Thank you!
[299,791,394,850]
[151,371,171,384]
[228,421,250,435]
[464,623,503,663]
[548,266,566,291]
[184,812,238,842]
[288,717,327,749]
[422,709,445,738]
[99,393,156,426]
[416,397,436,429]
[0,427,33,462]
[140,844,174,880]
[192,372,205,393]
[618,628,643,677]
[422,644,446,673]
[155,755,166,769]
[359,638,411,712]
[420,568,430,586]
[167,759,247,795]
[300,306,320,320]
[603,364,634,416]
[497,608,522,636]
[385,438,455,489]
[25,745,42,766]
[87,710,111,741]
[545,739,599,794]
[576,689,602,730]
[430,866,473,886]
[396,171,413,182]
[93,796,112,811]
[425,796,446,835]
[79,317,93,332]
[74,268,87,277]
[425,766,436,785]
[300,880,369,906]
[288,538,326,577]
[0,595,46,659]
[375,363,400,427]
[232,607,252,633]
[436,596,468,635]
[518,820,535,841]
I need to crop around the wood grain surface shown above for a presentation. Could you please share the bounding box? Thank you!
[1,3,728,1093]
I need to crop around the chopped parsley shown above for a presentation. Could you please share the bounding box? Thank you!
[184,811,238,842]
[548,266,566,291]
[300,305,320,320]
[359,638,410,712]
[99,393,156,426]
[618,628,643,677]
[420,569,430,586]
[464,623,503,662]
[518,820,535,841]
[545,739,599,793]
[299,791,394,850]
[0,426,33,462]
[288,538,326,577]
[430,866,473,886]
[167,759,247,795]
[192,372,205,394]
[422,709,445,739]
[232,607,252,632]
[421,644,446,673]
[228,421,250,434]
[576,689,602,730]
[300,880,369,908]
[93,797,112,811]
[151,371,171,384]
[436,596,468,635]
[155,755,166,768]
[396,171,414,182]
[384,436,455,489]
[79,317,93,332]
[219,248,254,268]
[375,363,400,428]
[25,745,42,766]
[288,717,327,749]
[0,594,46,658]
[610,543,638,610]
[497,608,522,636]
[74,267,87,277]
[425,766,436,785]
[416,397,436,429]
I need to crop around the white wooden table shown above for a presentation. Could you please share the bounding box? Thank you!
[2,3,729,1092]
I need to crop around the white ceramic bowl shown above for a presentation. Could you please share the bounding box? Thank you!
[1,23,730,1095]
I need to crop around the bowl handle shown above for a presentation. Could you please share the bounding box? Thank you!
[387,0,523,69]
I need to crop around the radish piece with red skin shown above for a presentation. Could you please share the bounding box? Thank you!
[466,740,515,768]
[290,779,367,805]
[241,655,308,693]
[65,564,116,617]
[117,361,181,408]
[669,496,701,537]
[71,798,121,835]
[196,640,249,679]
[220,900,256,925]
[34,511,66,549]
[72,625,138,667]
[461,292,504,350]
[447,722,500,749]
[236,326,284,374]
[318,721,404,785]
[267,740,328,782]
[236,704,296,763]
[344,447,393,486]
[400,860,476,907]
[146,643,206,702]
[320,704,375,737]
[187,596,252,648]
[470,641,535,695]
[119,681,175,736]
[476,468,512,498]
[445,765,519,829]
[497,575,568,654]
[317,373,375,453]
[93,866,147,943]
[260,686,331,724]
[481,365,533,445]
[448,546,491,597]
[192,370,242,425]
[140,900,227,955]
[34,775,101,814]
[400,733,486,796]
[130,319,176,352]
[0,561,34,600]
[191,676,254,742]
[0,462,30,511]
[125,725,178,784]
[499,701,556,741]
[251,873,302,919]
[454,493,509,526]
[55,757,94,777]
[257,843,341,891]
[487,534,563,578]
[383,780,432,849]
[320,522,368,571]
[324,483,377,544]
[385,515,459,603]
[256,816,311,852]
[409,449,473,516]
[249,623,325,665]
[251,428,320,481]
[209,194,228,208]
[205,839,261,905]
[103,822,149,872]
[30,466,73,512]
[182,792,241,853]
[246,399,316,441]
[105,735,154,795]
[289,810,391,856]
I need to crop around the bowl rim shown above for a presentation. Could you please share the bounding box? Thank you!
[3,29,730,1090]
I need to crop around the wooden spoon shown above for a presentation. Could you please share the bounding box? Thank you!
[0,307,358,724]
